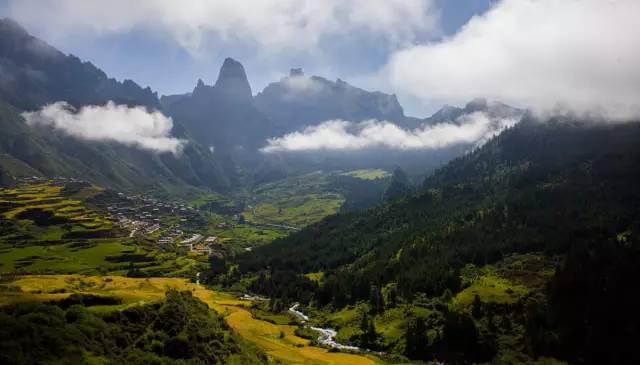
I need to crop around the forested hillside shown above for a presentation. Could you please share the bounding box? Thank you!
[0,289,266,364]
[236,116,640,363]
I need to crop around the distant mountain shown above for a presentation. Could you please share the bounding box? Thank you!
[254,69,421,132]
[0,18,230,193]
[0,18,158,110]
[425,98,522,124]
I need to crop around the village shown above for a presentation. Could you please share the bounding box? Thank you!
[102,192,224,255]
[17,176,223,257]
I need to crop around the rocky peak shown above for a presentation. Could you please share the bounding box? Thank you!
[214,57,252,103]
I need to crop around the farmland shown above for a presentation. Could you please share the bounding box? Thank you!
[0,275,383,365]
[0,180,206,276]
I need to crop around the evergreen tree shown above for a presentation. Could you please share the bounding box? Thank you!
[383,167,412,201]
[472,294,483,318]
[405,316,428,359]
[369,285,384,314]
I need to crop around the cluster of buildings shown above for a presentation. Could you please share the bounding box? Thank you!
[179,234,220,255]
[105,192,198,236]
[103,193,216,255]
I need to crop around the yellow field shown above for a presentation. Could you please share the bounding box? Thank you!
[0,275,379,365]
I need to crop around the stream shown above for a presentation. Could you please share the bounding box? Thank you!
[289,303,362,351]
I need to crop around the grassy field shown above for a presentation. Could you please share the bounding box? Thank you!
[242,171,346,228]
[321,303,432,354]
[0,275,383,365]
[452,254,557,311]
[339,169,390,180]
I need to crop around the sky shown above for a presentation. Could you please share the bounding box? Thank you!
[0,0,493,117]
[1,0,638,122]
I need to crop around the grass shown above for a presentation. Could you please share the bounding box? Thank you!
[452,264,531,311]
[323,304,432,353]
[0,275,383,365]
[242,171,346,228]
[305,271,325,283]
[339,169,390,180]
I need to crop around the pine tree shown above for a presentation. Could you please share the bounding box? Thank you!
[472,294,483,318]
[405,316,427,359]
[369,285,384,314]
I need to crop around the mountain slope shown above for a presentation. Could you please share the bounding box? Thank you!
[237,117,640,363]
[0,100,230,192]
[240,116,640,297]
[0,18,231,193]
[0,18,158,110]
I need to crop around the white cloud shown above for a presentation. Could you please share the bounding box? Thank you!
[6,0,439,55]
[262,112,519,152]
[385,0,640,121]
[22,101,186,154]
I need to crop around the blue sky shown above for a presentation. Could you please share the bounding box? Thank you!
[0,0,493,117]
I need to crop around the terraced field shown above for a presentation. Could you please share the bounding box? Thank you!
[0,275,382,365]
[0,181,113,243]
[0,181,204,276]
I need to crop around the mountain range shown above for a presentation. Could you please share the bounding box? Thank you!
[0,17,523,194]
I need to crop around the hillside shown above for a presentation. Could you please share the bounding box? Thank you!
[236,116,640,364]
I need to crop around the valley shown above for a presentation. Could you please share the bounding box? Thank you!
[1,8,639,365]
[0,172,397,364]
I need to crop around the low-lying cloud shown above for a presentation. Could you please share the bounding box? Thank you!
[262,112,518,153]
[385,0,640,121]
[22,101,186,154]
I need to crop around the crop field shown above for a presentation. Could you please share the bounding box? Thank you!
[0,275,382,365]
[242,171,346,228]
[339,169,390,180]
[0,181,114,243]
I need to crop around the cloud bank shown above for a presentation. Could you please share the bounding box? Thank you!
[385,0,640,120]
[262,112,518,152]
[22,101,185,154]
[6,0,439,55]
